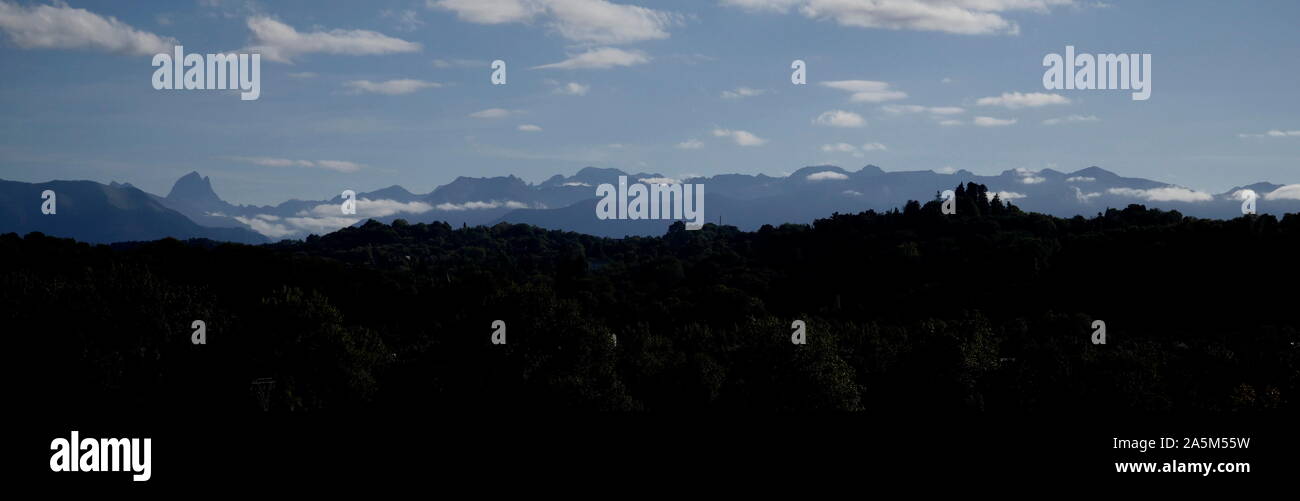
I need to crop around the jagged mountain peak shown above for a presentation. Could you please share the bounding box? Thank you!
[166,171,222,204]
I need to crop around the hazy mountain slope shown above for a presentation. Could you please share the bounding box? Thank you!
[0,179,267,244]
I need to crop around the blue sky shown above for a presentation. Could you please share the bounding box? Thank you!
[0,0,1296,205]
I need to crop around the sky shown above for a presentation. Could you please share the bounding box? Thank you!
[0,0,1296,206]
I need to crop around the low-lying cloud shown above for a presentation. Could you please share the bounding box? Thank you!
[1108,187,1213,203]
[434,200,531,211]
[236,198,434,238]
[807,171,849,181]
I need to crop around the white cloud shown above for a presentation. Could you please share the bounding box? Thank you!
[720,0,1076,36]
[992,191,1027,201]
[561,181,591,187]
[935,166,957,174]
[303,197,432,220]
[543,0,681,44]
[234,157,314,168]
[882,104,964,115]
[344,79,441,95]
[807,171,849,181]
[977,92,1071,109]
[722,87,766,99]
[533,47,649,69]
[1012,167,1043,184]
[676,139,704,149]
[234,214,299,239]
[925,106,964,115]
[245,16,420,63]
[431,0,680,44]
[638,177,679,184]
[712,128,768,146]
[821,142,885,157]
[287,72,318,78]
[882,105,924,114]
[974,116,1017,127]
[1229,189,1257,202]
[314,160,367,173]
[813,109,866,128]
[0,1,176,55]
[381,9,424,32]
[821,143,857,153]
[433,200,530,211]
[432,58,487,68]
[1265,184,1300,200]
[720,0,803,12]
[938,119,963,126]
[1239,129,1300,138]
[232,156,365,173]
[821,143,862,158]
[1043,114,1098,125]
[843,190,863,196]
[1073,187,1102,203]
[1107,187,1213,203]
[469,108,514,118]
[554,81,590,95]
[197,0,260,19]
[281,215,365,236]
[820,80,907,103]
[1066,176,1095,182]
[428,0,544,24]
[238,198,434,238]
[517,124,543,131]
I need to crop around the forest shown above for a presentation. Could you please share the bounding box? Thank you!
[6,183,1297,415]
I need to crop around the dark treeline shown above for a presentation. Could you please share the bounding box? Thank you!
[6,184,1298,415]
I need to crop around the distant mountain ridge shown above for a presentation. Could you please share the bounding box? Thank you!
[0,179,265,244]
[3,164,1298,242]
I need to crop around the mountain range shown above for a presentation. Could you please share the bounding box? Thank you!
[2,166,1298,243]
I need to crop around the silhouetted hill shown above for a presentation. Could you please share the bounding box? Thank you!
[8,186,1297,415]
